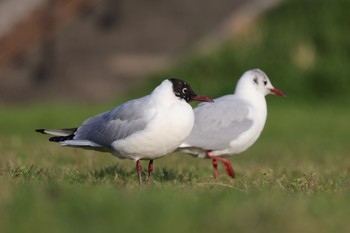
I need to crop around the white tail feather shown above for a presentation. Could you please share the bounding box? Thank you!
[42,129,73,137]
[60,140,103,148]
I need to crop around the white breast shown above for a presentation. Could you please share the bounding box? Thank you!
[112,100,194,160]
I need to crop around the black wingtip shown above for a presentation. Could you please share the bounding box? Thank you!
[35,129,46,134]
[49,135,74,142]
[49,136,64,142]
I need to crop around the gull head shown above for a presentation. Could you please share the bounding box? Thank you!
[169,78,213,103]
[235,69,285,97]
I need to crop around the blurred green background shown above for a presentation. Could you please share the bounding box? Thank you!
[147,0,350,104]
[1,0,350,233]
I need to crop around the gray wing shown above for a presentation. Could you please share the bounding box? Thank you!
[74,96,155,147]
[184,95,253,150]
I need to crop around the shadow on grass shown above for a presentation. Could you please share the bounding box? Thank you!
[91,164,134,183]
[1,163,202,185]
[152,167,200,183]
[1,164,56,182]
[91,164,200,184]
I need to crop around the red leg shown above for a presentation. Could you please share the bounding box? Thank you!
[212,158,219,180]
[136,160,142,185]
[218,157,235,179]
[147,160,154,183]
[207,153,235,179]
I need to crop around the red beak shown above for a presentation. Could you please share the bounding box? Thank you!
[269,88,286,97]
[191,95,214,102]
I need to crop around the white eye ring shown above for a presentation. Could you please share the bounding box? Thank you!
[182,87,187,94]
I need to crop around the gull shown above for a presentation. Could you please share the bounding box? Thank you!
[36,78,213,185]
[178,69,285,179]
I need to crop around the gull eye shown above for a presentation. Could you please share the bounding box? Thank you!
[182,87,188,94]
[263,80,268,86]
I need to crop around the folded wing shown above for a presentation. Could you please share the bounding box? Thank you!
[182,95,253,150]
[72,96,156,148]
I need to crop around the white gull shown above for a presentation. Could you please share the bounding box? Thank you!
[178,69,285,179]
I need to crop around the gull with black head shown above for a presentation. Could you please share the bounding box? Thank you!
[36,78,213,185]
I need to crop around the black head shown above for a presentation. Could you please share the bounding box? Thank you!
[169,78,198,102]
[169,78,213,103]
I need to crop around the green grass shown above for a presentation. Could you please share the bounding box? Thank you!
[2,0,350,232]
[1,102,350,233]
